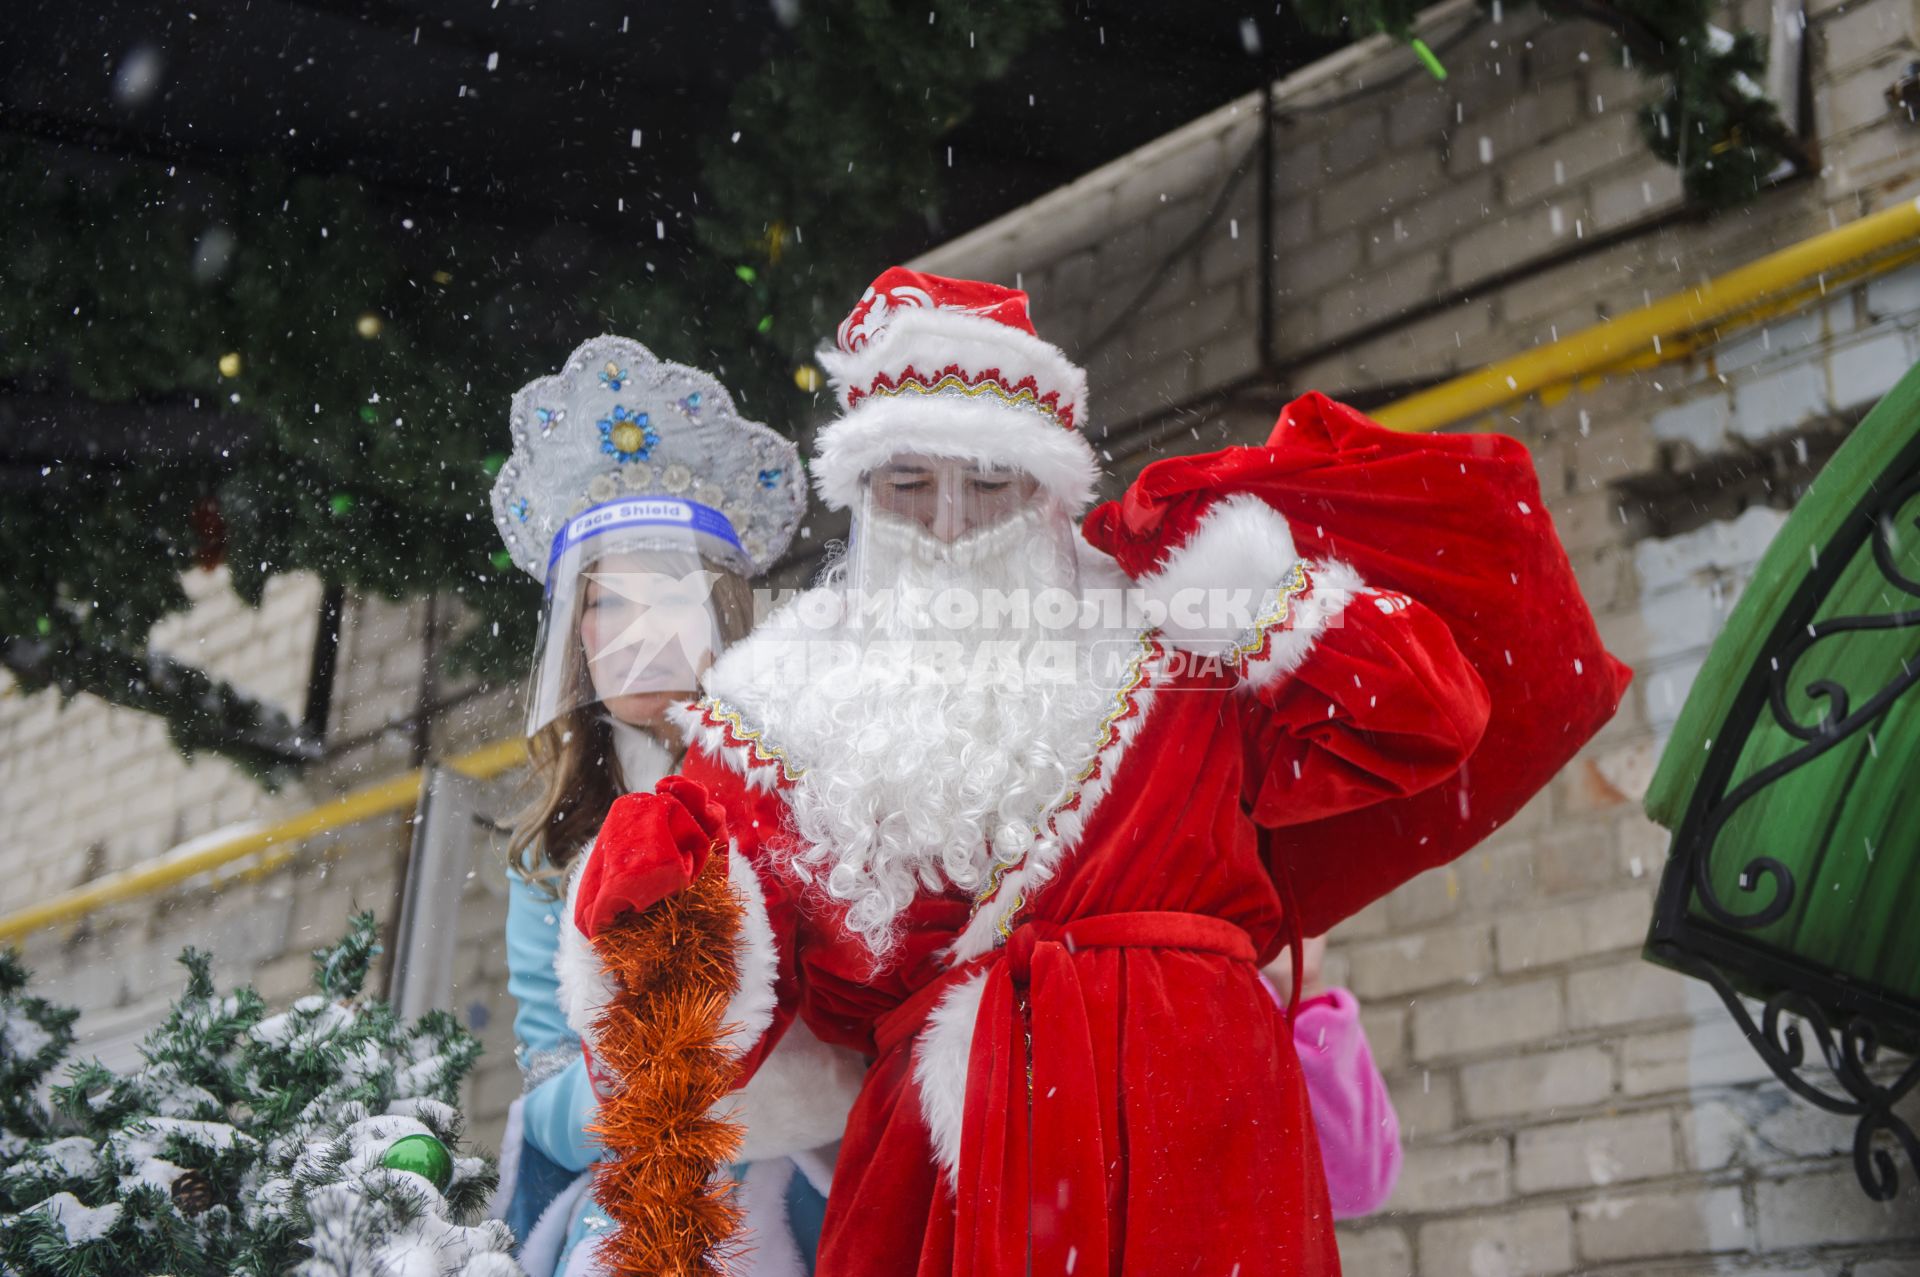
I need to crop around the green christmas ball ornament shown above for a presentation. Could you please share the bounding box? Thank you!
[482,452,506,477]
[380,1133,453,1191]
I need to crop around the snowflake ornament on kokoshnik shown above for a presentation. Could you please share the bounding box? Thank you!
[597,404,659,464]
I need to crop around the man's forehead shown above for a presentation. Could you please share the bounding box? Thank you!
[875,454,1022,476]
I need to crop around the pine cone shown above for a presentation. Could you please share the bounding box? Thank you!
[170,1168,215,1216]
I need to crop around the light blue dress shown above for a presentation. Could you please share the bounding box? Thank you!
[503,866,617,1275]
[497,723,828,1276]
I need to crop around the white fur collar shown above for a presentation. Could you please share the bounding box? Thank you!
[671,601,819,792]
[607,717,676,791]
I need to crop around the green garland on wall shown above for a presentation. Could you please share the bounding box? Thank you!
[1293,0,1804,208]
[0,0,1059,781]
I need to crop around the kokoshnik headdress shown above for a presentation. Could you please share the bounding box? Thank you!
[491,334,805,584]
[491,335,807,737]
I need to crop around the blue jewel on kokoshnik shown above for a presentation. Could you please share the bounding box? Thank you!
[677,390,703,418]
[598,361,627,392]
[598,404,658,463]
[510,497,532,523]
[534,406,563,436]
[757,467,784,490]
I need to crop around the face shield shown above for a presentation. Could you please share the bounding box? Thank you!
[842,453,1080,642]
[526,496,753,737]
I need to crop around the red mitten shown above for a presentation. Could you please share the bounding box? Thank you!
[1081,486,1209,578]
[573,776,729,939]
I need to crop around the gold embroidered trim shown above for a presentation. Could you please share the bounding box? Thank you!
[973,630,1162,939]
[867,373,1066,425]
[695,696,806,784]
[1227,561,1313,672]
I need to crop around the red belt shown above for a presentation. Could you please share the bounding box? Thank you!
[874,911,1258,1277]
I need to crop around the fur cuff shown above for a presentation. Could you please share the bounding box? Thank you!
[912,971,989,1191]
[1130,494,1363,688]
[551,840,779,1056]
[1233,559,1365,691]
[1133,494,1297,604]
[1132,495,1300,650]
[722,846,780,1057]
[553,853,617,1047]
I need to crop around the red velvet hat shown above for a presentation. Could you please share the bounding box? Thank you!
[812,267,1097,512]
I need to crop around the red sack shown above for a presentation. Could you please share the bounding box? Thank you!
[1084,392,1632,932]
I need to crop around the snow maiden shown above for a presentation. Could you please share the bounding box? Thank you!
[487,336,859,1277]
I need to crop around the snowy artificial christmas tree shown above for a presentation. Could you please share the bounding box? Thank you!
[0,949,78,1174]
[0,913,522,1277]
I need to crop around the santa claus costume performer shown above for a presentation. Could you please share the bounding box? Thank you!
[568,270,1630,1275]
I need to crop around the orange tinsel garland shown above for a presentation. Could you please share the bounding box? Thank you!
[588,849,746,1275]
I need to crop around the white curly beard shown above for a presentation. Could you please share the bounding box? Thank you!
[765,508,1114,961]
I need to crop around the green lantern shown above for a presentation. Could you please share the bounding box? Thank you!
[1644,357,1920,1203]
[379,1133,453,1192]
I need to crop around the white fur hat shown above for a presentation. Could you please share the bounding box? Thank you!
[811,268,1097,513]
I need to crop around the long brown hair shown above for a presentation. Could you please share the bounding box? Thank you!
[509,563,756,898]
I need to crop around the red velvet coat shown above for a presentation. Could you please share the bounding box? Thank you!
[655,398,1626,1276]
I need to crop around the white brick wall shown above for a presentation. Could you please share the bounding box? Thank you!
[1632,506,1790,737]
[1418,1204,1574,1277]
[0,568,325,891]
[3,581,530,1152]
[1572,1184,1749,1262]
[1514,1109,1676,1193]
